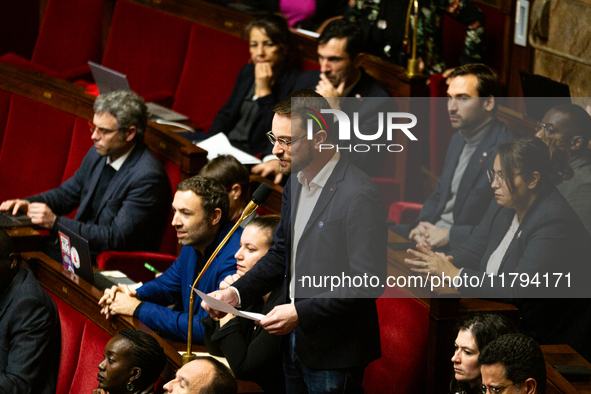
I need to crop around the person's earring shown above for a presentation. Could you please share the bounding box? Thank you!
[127,382,135,391]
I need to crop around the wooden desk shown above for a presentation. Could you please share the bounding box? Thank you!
[21,252,263,393]
[5,226,43,253]
[387,230,519,393]
[543,345,591,394]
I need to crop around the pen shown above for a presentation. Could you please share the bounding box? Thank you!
[144,262,161,274]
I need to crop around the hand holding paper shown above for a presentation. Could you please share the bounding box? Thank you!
[197,289,265,321]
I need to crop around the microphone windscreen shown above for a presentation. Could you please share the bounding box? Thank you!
[252,183,273,206]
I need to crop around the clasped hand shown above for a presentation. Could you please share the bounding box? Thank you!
[404,243,460,280]
[98,284,141,319]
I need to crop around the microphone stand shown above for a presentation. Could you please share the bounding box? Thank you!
[182,198,262,365]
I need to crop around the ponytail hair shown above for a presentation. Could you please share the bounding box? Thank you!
[497,137,573,196]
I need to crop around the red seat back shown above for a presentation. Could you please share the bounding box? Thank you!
[0,89,11,150]
[102,0,192,102]
[47,293,87,394]
[68,321,112,394]
[32,0,104,78]
[173,24,250,132]
[0,95,75,201]
[363,287,430,393]
[62,117,94,183]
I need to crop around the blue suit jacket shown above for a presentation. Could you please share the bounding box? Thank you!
[136,223,242,343]
[27,142,171,254]
[294,69,392,176]
[0,266,61,394]
[209,63,300,157]
[393,118,514,249]
[234,157,386,369]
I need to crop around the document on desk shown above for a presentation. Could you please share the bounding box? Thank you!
[195,133,262,164]
[196,289,266,321]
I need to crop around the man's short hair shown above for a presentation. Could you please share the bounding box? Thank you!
[274,89,334,141]
[93,90,148,141]
[199,155,250,201]
[176,176,230,224]
[318,19,364,61]
[448,64,501,98]
[479,333,546,394]
[195,356,237,394]
[548,104,591,143]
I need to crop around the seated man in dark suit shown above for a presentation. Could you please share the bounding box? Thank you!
[99,176,241,344]
[0,230,61,393]
[0,90,171,261]
[392,64,513,250]
[253,19,391,180]
[479,334,546,394]
[536,103,591,236]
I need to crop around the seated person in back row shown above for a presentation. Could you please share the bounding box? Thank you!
[198,155,255,226]
[0,90,171,262]
[392,64,513,250]
[0,230,61,393]
[536,103,591,236]
[98,176,242,344]
[254,18,392,181]
[208,14,300,157]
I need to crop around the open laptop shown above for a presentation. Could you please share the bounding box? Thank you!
[0,211,33,229]
[57,223,95,285]
[88,61,189,122]
[519,70,571,121]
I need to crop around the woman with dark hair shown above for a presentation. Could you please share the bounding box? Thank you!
[94,329,166,394]
[406,137,591,359]
[199,155,251,223]
[450,314,517,394]
[208,14,300,157]
[203,216,285,393]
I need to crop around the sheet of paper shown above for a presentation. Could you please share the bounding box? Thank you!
[195,133,262,164]
[196,289,266,321]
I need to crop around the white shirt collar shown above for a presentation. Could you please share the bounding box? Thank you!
[297,151,340,190]
[106,144,135,171]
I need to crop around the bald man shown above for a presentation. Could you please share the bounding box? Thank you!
[163,357,237,394]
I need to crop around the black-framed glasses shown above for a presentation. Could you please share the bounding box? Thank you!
[480,383,517,394]
[88,120,127,138]
[535,121,556,136]
[266,131,307,148]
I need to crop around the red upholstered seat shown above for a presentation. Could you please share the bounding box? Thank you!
[0,0,104,80]
[102,0,192,103]
[62,117,95,183]
[300,59,320,71]
[389,201,423,225]
[47,293,86,394]
[363,287,429,393]
[68,321,112,394]
[0,89,12,150]
[97,251,176,284]
[0,95,75,201]
[172,24,250,132]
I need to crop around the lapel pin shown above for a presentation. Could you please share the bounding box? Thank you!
[479,159,482,163]
[482,152,488,157]
[330,188,333,191]
[319,221,324,228]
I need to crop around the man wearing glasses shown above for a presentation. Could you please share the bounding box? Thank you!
[479,333,546,394]
[391,63,514,251]
[0,90,171,261]
[204,89,386,394]
[536,104,591,236]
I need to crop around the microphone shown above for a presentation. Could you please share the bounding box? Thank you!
[182,182,274,365]
[239,182,273,222]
